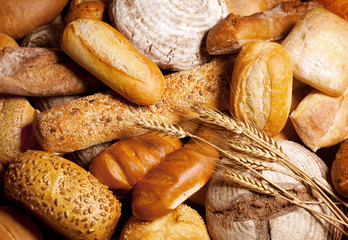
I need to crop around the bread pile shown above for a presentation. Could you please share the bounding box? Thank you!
[0,0,347,239]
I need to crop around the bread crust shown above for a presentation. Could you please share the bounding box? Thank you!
[33,56,233,153]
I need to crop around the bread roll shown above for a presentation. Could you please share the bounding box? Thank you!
[0,205,43,240]
[205,139,342,240]
[331,140,348,198]
[206,0,319,54]
[61,19,165,106]
[131,138,219,220]
[4,150,122,240]
[230,41,293,136]
[0,33,18,50]
[0,47,106,96]
[290,88,348,152]
[120,204,210,240]
[65,1,106,25]
[0,96,39,166]
[90,133,182,190]
[0,0,69,39]
[281,7,348,97]
[109,0,228,71]
[33,56,233,153]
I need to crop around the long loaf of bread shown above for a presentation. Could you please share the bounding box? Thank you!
[206,0,319,54]
[33,56,234,153]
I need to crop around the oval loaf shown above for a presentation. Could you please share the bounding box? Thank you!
[4,150,122,240]
[61,18,165,106]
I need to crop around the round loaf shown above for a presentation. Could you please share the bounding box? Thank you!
[0,0,69,40]
[0,205,43,240]
[0,33,18,50]
[109,0,228,71]
[230,41,293,136]
[20,23,64,48]
[4,150,122,240]
[205,139,342,240]
[120,204,210,240]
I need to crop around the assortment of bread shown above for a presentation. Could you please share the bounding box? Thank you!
[0,0,347,239]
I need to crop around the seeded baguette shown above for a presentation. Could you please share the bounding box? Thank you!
[4,150,122,240]
[61,18,165,106]
[34,56,233,153]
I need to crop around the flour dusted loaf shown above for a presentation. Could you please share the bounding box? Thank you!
[21,23,64,48]
[109,0,228,71]
[4,150,122,240]
[205,139,342,240]
[281,7,348,97]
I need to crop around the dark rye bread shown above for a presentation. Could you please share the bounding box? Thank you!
[205,140,342,240]
[33,56,234,153]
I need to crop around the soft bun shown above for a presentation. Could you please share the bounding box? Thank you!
[0,0,69,39]
[120,204,210,240]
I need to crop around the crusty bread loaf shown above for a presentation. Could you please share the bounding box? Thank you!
[230,41,293,136]
[4,150,122,240]
[120,204,210,240]
[281,7,348,97]
[131,137,219,220]
[0,205,43,240]
[65,1,106,25]
[0,33,18,50]
[33,56,233,153]
[20,23,64,48]
[0,47,106,96]
[206,0,319,54]
[0,96,39,166]
[90,133,182,190]
[61,19,165,106]
[0,0,69,39]
[331,139,348,198]
[290,88,348,152]
[109,0,228,71]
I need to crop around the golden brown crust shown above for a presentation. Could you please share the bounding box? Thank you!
[0,33,18,50]
[224,0,285,16]
[230,41,293,136]
[206,0,319,54]
[314,0,348,20]
[61,19,165,106]
[65,1,106,25]
[0,0,69,39]
[4,150,122,240]
[120,204,210,240]
[331,140,348,198]
[89,133,182,190]
[33,56,233,153]
[131,140,219,220]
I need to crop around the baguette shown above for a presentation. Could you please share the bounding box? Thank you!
[0,47,106,96]
[206,0,319,54]
[223,0,285,16]
[131,136,219,220]
[60,19,165,106]
[33,56,233,153]
[89,133,182,190]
